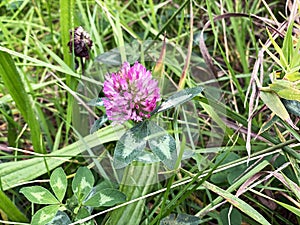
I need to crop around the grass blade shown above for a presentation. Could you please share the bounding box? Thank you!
[0,190,28,222]
[0,51,45,153]
[202,181,271,225]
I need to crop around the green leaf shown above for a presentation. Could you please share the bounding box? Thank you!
[282,23,293,66]
[113,122,148,169]
[269,80,300,101]
[147,121,177,169]
[0,103,19,147]
[290,37,300,71]
[95,48,123,66]
[135,150,161,164]
[266,28,289,69]
[210,154,247,185]
[154,86,204,114]
[31,205,60,225]
[114,121,177,169]
[90,115,108,134]
[46,211,71,225]
[220,208,242,225]
[20,186,59,204]
[285,71,300,81]
[88,97,104,107]
[160,213,201,225]
[202,181,271,225]
[50,167,67,202]
[0,190,28,222]
[59,0,73,68]
[72,167,95,203]
[95,40,155,66]
[0,124,126,191]
[275,201,300,217]
[0,51,45,153]
[257,115,280,136]
[74,207,93,225]
[92,180,117,192]
[83,188,126,207]
[260,91,297,129]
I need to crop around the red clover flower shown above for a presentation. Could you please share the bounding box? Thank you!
[103,62,161,124]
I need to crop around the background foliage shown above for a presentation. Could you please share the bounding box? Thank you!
[0,0,299,224]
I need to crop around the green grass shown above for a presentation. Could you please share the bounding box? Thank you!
[0,0,299,224]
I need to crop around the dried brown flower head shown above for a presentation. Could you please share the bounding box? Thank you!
[68,26,93,59]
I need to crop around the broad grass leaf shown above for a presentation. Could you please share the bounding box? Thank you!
[275,201,300,217]
[72,167,95,203]
[50,167,67,202]
[0,125,126,191]
[46,211,71,225]
[31,205,60,225]
[260,91,297,129]
[160,213,201,225]
[0,51,45,153]
[59,0,73,68]
[155,86,204,114]
[147,121,177,169]
[0,190,28,222]
[83,188,126,207]
[20,186,59,204]
[113,122,148,169]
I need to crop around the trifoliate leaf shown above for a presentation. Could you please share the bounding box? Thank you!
[113,121,148,169]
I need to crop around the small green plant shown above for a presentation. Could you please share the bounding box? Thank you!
[260,23,300,129]
[20,167,126,225]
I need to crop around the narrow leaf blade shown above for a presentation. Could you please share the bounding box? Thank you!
[260,91,298,129]
[0,190,28,222]
[0,51,45,153]
[203,181,271,225]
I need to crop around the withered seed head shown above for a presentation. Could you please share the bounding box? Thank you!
[68,26,93,59]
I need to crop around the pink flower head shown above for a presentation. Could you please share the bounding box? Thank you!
[103,62,161,124]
